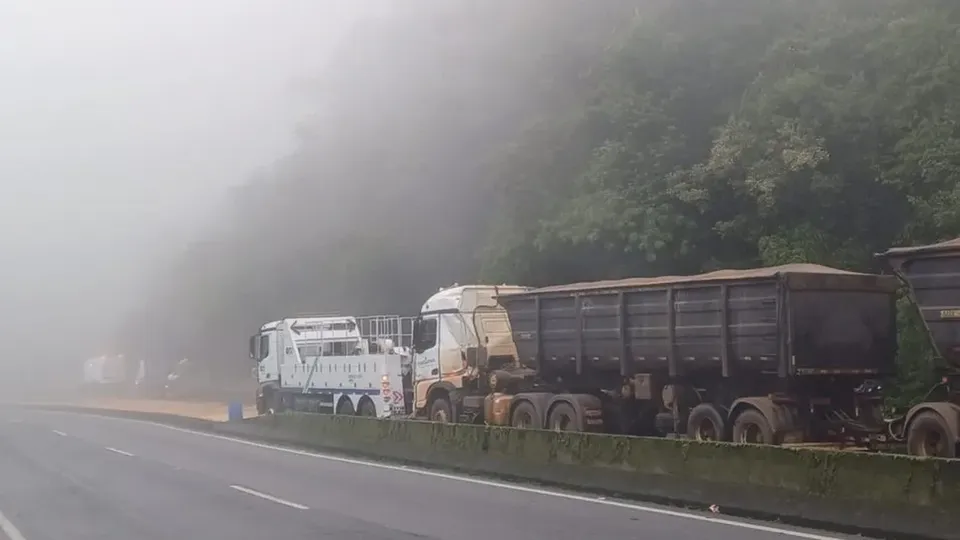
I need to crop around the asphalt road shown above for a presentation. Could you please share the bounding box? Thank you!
[0,408,864,540]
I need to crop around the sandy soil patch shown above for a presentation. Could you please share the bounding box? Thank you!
[39,397,259,422]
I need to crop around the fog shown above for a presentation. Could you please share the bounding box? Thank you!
[0,0,376,392]
[0,0,636,399]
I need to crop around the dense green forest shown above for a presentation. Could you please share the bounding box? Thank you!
[122,0,960,405]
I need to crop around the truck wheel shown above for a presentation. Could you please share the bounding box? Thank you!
[511,401,539,429]
[256,396,267,415]
[267,391,285,414]
[547,402,582,432]
[357,398,378,417]
[687,404,727,442]
[336,398,355,416]
[907,411,956,458]
[429,396,453,423]
[732,409,775,445]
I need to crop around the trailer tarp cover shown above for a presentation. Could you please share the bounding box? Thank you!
[503,263,885,296]
[877,237,960,259]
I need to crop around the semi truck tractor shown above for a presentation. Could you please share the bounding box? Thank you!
[405,266,899,445]
[251,315,411,418]
[406,284,532,422]
[877,237,960,457]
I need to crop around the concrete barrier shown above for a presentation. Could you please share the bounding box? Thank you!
[214,413,960,540]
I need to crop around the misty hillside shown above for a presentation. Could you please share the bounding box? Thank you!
[118,0,640,376]
[123,0,960,402]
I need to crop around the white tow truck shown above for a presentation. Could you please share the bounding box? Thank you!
[250,315,413,418]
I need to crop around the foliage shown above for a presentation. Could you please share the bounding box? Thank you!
[886,293,937,412]
[481,0,960,403]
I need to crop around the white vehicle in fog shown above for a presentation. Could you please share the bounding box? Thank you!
[83,355,127,385]
[250,315,413,418]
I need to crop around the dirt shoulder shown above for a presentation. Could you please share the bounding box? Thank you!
[24,397,258,422]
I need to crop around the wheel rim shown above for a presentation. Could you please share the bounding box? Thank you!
[514,411,533,428]
[739,423,762,444]
[695,418,718,441]
[433,408,448,422]
[551,412,573,431]
[921,429,944,457]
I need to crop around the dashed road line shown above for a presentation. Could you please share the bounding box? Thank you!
[229,485,308,510]
[0,509,27,540]
[51,430,66,437]
[104,447,134,457]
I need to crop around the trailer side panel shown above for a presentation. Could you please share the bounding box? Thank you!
[880,239,960,369]
[501,264,898,379]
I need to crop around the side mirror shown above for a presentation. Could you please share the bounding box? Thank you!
[248,335,257,361]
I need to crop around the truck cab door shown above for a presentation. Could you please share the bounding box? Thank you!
[412,314,440,410]
[258,331,278,384]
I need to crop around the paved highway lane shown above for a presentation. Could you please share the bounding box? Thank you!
[0,416,345,539]
[0,408,864,540]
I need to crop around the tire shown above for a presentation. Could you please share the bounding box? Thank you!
[732,408,775,445]
[907,411,956,458]
[547,402,582,432]
[336,397,356,416]
[357,398,378,417]
[428,395,453,423]
[510,401,540,429]
[256,396,267,415]
[687,404,727,442]
[267,390,285,414]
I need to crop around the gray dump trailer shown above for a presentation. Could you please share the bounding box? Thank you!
[488,263,898,445]
[878,237,960,457]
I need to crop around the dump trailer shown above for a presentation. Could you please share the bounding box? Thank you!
[878,237,960,457]
[484,264,899,444]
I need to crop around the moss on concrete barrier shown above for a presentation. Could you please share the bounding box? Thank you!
[215,413,960,539]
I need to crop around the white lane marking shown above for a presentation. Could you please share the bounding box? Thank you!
[32,410,844,540]
[229,485,308,510]
[0,509,27,540]
[104,447,134,457]
[52,430,67,437]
